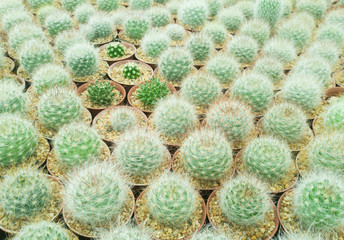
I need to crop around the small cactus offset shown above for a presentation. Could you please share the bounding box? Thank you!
[254,0,283,27]
[202,22,227,46]
[109,107,139,133]
[178,0,208,30]
[130,0,153,10]
[180,128,233,181]
[239,19,271,47]
[226,35,258,64]
[306,40,340,65]
[323,96,344,131]
[219,174,272,226]
[55,29,89,56]
[136,77,170,107]
[97,0,120,12]
[44,11,73,37]
[218,7,244,32]
[261,37,297,64]
[296,0,327,20]
[0,114,38,168]
[141,30,170,58]
[82,14,113,42]
[98,223,151,240]
[87,81,116,106]
[148,7,171,28]
[0,82,26,114]
[74,3,95,24]
[165,24,186,42]
[252,57,284,84]
[107,43,125,58]
[62,0,86,12]
[122,63,141,79]
[123,13,150,40]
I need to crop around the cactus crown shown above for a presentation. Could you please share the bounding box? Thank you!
[98,223,152,240]
[136,77,170,107]
[323,96,344,131]
[253,57,284,83]
[130,0,153,10]
[74,3,95,24]
[13,221,70,240]
[82,14,113,42]
[124,13,150,40]
[205,53,240,84]
[44,11,73,37]
[240,19,271,46]
[2,10,32,33]
[227,35,258,64]
[62,0,86,12]
[254,0,283,27]
[218,7,244,32]
[186,33,214,62]
[122,63,141,79]
[178,0,208,29]
[141,30,170,58]
[0,82,26,114]
[165,24,186,42]
[37,5,57,24]
[107,43,125,58]
[97,0,120,12]
[202,21,227,45]
[235,0,255,19]
[87,81,116,106]
[207,0,222,18]
[261,37,297,64]
[306,40,340,65]
[296,0,327,20]
[55,29,88,55]
[109,107,139,133]
[111,9,128,27]
[148,7,171,27]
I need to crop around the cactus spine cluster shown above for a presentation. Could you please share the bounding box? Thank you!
[178,0,208,30]
[123,63,141,79]
[44,11,73,37]
[9,23,46,52]
[218,7,244,32]
[123,14,150,40]
[98,223,151,240]
[107,43,125,58]
[240,19,271,46]
[254,0,282,27]
[202,22,227,46]
[253,57,284,84]
[82,14,113,42]
[235,1,255,20]
[141,31,170,58]
[306,40,340,65]
[207,0,222,18]
[261,37,297,64]
[296,0,327,20]
[191,227,229,240]
[109,107,139,133]
[186,33,214,63]
[315,24,344,48]
[165,24,186,42]
[55,30,88,56]
[148,7,171,28]
[37,6,57,24]
[1,10,32,33]
[130,0,153,10]
[97,0,120,12]
[74,3,95,24]
[62,0,86,12]
[0,82,26,114]
[226,35,258,64]
[27,0,52,10]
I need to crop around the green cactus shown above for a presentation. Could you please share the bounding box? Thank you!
[165,24,186,42]
[325,9,344,31]
[113,127,167,177]
[146,172,198,227]
[231,72,274,112]
[207,0,222,18]
[261,37,297,64]
[191,227,230,240]
[136,77,170,107]
[98,223,151,240]
[86,81,116,106]
[148,7,171,28]
[65,43,99,77]
[141,30,170,58]
[154,0,169,4]
[37,5,57,25]
[122,63,141,79]
[205,99,255,143]
[296,0,327,20]
[27,0,52,10]
[261,102,308,143]
[180,72,221,108]
[97,0,120,12]
[278,232,321,240]
[32,64,71,96]
[254,0,283,27]
[0,81,26,114]
[107,43,125,58]
[45,11,73,37]
[0,114,38,168]
[109,107,139,133]
[0,0,24,15]
[74,3,95,24]
[124,13,150,40]
[178,0,208,29]
[202,21,227,46]
[2,10,32,33]
[315,24,344,48]
[219,174,272,226]
[180,128,233,181]
[130,0,153,10]
[323,96,344,131]
[222,0,238,7]
[158,47,193,83]
[151,95,198,139]
[235,1,255,19]
[82,14,113,42]
[239,19,271,46]
[253,57,284,84]
[55,29,88,56]
[167,0,181,16]
[62,0,86,12]
[19,39,54,74]
[226,35,258,64]
[37,88,83,132]
[111,10,127,28]
[186,33,214,63]
[218,7,244,32]
[306,40,340,65]
[281,0,292,17]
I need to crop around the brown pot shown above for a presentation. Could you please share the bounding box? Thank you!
[76,80,126,118]
[134,50,158,70]
[276,190,290,232]
[99,41,136,65]
[324,87,344,99]
[207,190,279,240]
[134,188,207,240]
[4,57,15,73]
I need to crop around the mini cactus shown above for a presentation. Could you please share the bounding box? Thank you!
[148,7,171,28]
[130,0,153,10]
[107,43,125,58]
[44,11,73,37]
[86,81,116,106]
[0,114,38,168]
[158,47,193,83]
[278,232,321,240]
[207,0,222,18]
[122,63,141,79]
[37,88,83,132]
[306,40,340,65]
[252,57,284,84]
[323,96,344,131]
[324,9,344,31]
[97,0,120,12]
[154,0,169,4]
[218,7,244,32]
[191,227,230,240]
[0,0,24,15]
[65,43,99,77]
[165,24,186,42]
[235,0,255,19]
[27,0,52,10]
[315,23,344,48]
[109,107,139,133]
[55,29,89,55]
[111,9,127,28]
[202,21,227,46]
[239,19,271,46]
[222,0,238,7]
[74,3,95,24]
[261,102,308,143]
[296,0,327,20]
[98,223,151,240]
[178,0,208,30]
[136,77,170,107]
[146,172,198,227]
[37,5,57,24]
[82,14,113,42]
[141,30,170,58]
[123,13,150,40]
[186,33,214,63]
[254,0,283,27]
[180,128,233,181]
[62,0,86,12]
[219,174,272,226]
[19,39,54,74]
[0,82,26,114]
[231,72,274,112]
[2,10,32,33]
[261,37,297,64]
[226,35,258,64]
[281,0,292,17]
[167,0,181,16]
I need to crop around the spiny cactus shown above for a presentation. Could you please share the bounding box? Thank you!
[122,63,141,79]
[2,10,32,33]
[191,227,230,240]
[27,0,52,10]
[293,171,344,232]
[109,107,139,133]
[207,0,222,18]
[222,0,239,7]
[154,0,169,4]
[136,78,169,107]
[278,232,321,240]
[205,99,255,143]
[306,40,340,65]
[158,47,193,83]
[231,72,274,112]
[111,10,127,28]
[253,57,284,84]
[239,19,271,47]
[55,29,88,56]
[151,95,198,139]
[148,7,171,28]
[130,0,153,10]
[261,37,297,64]
[226,35,258,64]
[146,172,198,227]
[219,174,272,226]
[19,39,54,74]
[315,24,344,48]
[323,96,344,131]
[107,43,124,59]
[254,0,282,27]
[87,81,116,106]
[141,30,170,58]
[205,53,239,85]
[63,162,130,227]
[0,0,24,15]
[324,9,344,31]
[218,7,244,32]
[281,0,292,17]
[37,88,83,132]
[65,43,99,77]
[54,122,102,169]
[235,0,255,19]
[113,127,167,178]
[0,82,26,114]
[178,0,208,29]
[32,64,71,96]
[98,223,151,240]
[202,21,227,46]
[37,5,57,24]
[167,0,181,16]
[123,13,150,40]
[261,102,308,143]
[62,0,86,12]
[74,3,95,24]
[186,33,214,63]
[97,0,120,12]
[0,114,38,168]
[82,14,113,42]
[44,11,73,37]
[296,0,327,20]
[165,24,186,42]
[180,128,233,181]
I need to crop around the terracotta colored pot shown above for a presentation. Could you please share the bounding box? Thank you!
[324,87,344,99]
[134,50,158,70]
[99,41,136,65]
[276,190,290,232]
[76,80,126,118]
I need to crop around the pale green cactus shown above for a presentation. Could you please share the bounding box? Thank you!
[278,232,321,240]
[123,13,150,40]
[81,14,113,42]
[227,35,258,64]
[235,1,255,19]
[141,30,170,58]
[239,19,271,46]
[109,107,140,133]
[97,0,120,12]
[324,9,344,31]
[37,5,57,24]
[202,21,227,46]
[0,0,24,15]
[281,0,292,17]
[74,3,95,24]
[178,0,208,29]
[323,96,344,131]
[148,7,171,27]
[165,24,186,42]
[98,223,151,240]
[44,11,73,37]
[1,10,32,33]
[252,57,284,84]
[207,0,222,18]
[130,0,153,10]
[55,29,89,55]
[27,0,52,10]
[261,37,297,64]
[191,227,230,240]
[296,0,327,20]
[306,40,340,65]
[186,33,214,62]
[62,0,86,12]
[315,23,344,48]
[0,82,26,114]
[167,0,181,16]
[219,7,244,32]
[254,0,283,27]
[111,9,127,28]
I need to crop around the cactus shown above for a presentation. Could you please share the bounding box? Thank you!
[123,13,150,40]
[98,223,151,240]
[239,19,271,46]
[261,102,308,143]
[154,0,169,4]
[205,53,239,85]
[165,24,186,42]
[202,22,227,46]
[158,47,193,83]
[151,95,198,139]
[254,0,283,27]
[0,114,38,168]
[32,64,71,96]
[296,0,327,20]
[109,107,139,133]
[315,24,344,48]
[306,40,340,65]
[122,63,141,79]
[113,127,167,177]
[19,39,54,74]
[13,221,70,240]
[0,82,26,114]
[45,11,73,37]
[218,7,244,32]
[293,171,344,232]
[281,0,292,17]
[252,57,284,84]
[0,0,24,15]
[63,162,130,227]
[136,77,170,107]
[130,0,153,10]
[141,30,170,58]
[107,43,125,58]
[97,0,120,12]
[278,232,321,240]
[27,0,52,10]
[235,1,255,19]
[191,227,230,240]
[55,29,88,55]
[226,35,258,64]
[205,99,255,143]
[146,172,198,227]
[180,128,233,181]
[325,9,344,31]
[65,43,99,77]
[180,72,221,108]
[178,0,208,29]
[231,72,274,112]
[186,33,214,62]
[74,3,95,24]
[111,10,127,28]
[219,174,272,226]
[207,0,222,18]
[86,81,116,106]
[62,0,86,12]
[167,0,181,16]
[37,5,57,25]
[222,0,238,7]
[148,7,171,28]
[261,37,297,64]
[323,96,344,131]
[2,10,32,33]
[82,14,113,42]
[37,88,83,132]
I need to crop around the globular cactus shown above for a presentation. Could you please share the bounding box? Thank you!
[148,7,171,28]
[180,72,221,109]
[218,7,244,32]
[37,5,57,25]
[123,13,150,40]
[0,0,24,15]
[191,227,230,240]
[98,223,151,240]
[239,19,271,47]
[97,0,120,12]
[293,171,344,232]
[177,0,208,30]
[62,0,86,12]
[44,11,73,37]
[111,9,127,28]
[231,72,274,112]
[226,35,258,64]
[202,21,227,46]
[278,232,321,240]
[74,3,95,24]
[261,37,297,64]
[65,43,99,77]
[63,162,130,227]
[141,30,170,58]
[296,0,327,20]
[324,9,344,31]
[122,63,141,79]
[113,127,167,177]
[2,10,32,33]
[281,0,292,17]
[306,40,340,65]
[165,24,186,42]
[222,0,239,7]
[219,174,272,226]
[27,0,52,10]
[323,96,344,131]
[235,0,255,19]
[151,95,198,139]
[167,0,181,16]
[261,102,308,143]
[55,29,89,55]
[107,43,125,58]
[146,172,198,227]
[186,33,214,63]
[0,82,26,114]
[81,14,113,42]
[254,0,283,27]
[19,39,54,74]
[315,24,344,48]
[109,107,139,133]
[242,136,293,182]
[158,47,193,83]
[130,0,153,10]
[207,0,222,18]
[180,128,233,181]
[37,88,83,132]
[205,99,255,144]
[32,64,71,96]
[252,57,284,84]
[0,114,38,168]
[154,0,169,4]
